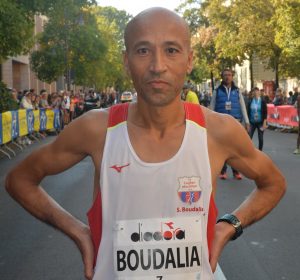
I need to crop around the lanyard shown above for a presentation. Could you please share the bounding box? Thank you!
[253,98,260,112]
[224,86,231,100]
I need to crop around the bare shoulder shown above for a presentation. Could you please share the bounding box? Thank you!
[201,106,247,147]
[52,109,109,156]
[21,109,108,176]
[201,106,256,168]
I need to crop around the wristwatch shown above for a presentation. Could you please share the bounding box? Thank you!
[217,214,243,240]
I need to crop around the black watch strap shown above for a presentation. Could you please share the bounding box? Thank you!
[217,214,243,240]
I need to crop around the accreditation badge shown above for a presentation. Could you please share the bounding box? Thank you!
[113,217,203,279]
[225,101,232,111]
[254,113,259,121]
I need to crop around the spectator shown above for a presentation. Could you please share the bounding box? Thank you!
[62,91,70,125]
[182,82,199,104]
[31,94,39,110]
[287,91,294,105]
[11,89,19,105]
[293,95,300,155]
[210,68,250,180]
[69,94,76,121]
[200,92,211,107]
[20,91,33,109]
[242,90,249,106]
[17,91,24,103]
[261,89,271,104]
[39,90,50,109]
[293,87,299,105]
[247,87,268,151]
[273,89,284,106]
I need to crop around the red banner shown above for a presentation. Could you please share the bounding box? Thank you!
[267,104,299,128]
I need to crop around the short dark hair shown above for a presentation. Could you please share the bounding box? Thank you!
[221,68,235,77]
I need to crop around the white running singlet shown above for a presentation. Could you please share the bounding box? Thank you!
[87,102,218,280]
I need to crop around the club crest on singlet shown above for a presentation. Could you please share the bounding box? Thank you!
[178,177,202,205]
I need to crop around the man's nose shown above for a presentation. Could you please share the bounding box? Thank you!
[149,50,167,74]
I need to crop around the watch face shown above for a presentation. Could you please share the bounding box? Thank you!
[233,220,241,228]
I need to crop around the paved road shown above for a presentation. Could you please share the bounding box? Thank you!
[217,129,299,280]
[0,129,299,279]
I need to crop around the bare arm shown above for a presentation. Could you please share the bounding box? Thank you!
[207,113,286,271]
[5,109,108,279]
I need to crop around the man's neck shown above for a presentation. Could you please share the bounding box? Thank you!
[129,99,185,134]
[223,82,232,89]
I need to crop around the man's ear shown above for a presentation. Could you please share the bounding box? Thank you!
[123,50,131,77]
[187,49,194,74]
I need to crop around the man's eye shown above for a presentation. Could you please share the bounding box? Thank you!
[137,48,149,55]
[167,48,179,54]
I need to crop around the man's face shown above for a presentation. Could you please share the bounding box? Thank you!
[222,70,233,85]
[124,12,193,107]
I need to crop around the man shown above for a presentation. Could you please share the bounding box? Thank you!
[210,69,250,180]
[273,88,284,106]
[293,94,300,154]
[292,87,299,105]
[39,89,50,109]
[183,82,200,104]
[6,8,286,280]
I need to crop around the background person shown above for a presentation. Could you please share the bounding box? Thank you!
[247,87,268,151]
[210,68,250,180]
[182,82,200,104]
[294,94,300,154]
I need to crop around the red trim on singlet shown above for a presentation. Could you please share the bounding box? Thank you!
[184,102,218,257]
[108,103,129,128]
[207,195,218,258]
[87,104,129,267]
[184,102,206,127]
[87,191,102,267]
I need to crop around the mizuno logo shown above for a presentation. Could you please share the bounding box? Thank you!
[110,163,130,173]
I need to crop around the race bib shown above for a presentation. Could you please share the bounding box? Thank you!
[113,217,203,279]
[225,101,232,111]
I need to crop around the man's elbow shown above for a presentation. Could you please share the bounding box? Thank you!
[5,170,16,197]
[278,174,287,198]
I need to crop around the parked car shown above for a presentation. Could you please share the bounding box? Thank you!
[120,91,133,103]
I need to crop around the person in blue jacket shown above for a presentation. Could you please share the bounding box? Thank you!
[210,68,250,180]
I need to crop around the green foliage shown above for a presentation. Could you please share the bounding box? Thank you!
[0,82,19,113]
[30,1,106,87]
[0,0,34,62]
[89,6,132,91]
[30,2,132,90]
[273,0,300,78]
[179,0,300,87]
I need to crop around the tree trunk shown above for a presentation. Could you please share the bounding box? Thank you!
[249,55,254,89]
[275,62,279,90]
[210,71,215,91]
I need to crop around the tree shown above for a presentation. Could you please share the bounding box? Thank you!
[203,0,300,88]
[89,6,132,91]
[180,0,300,89]
[273,0,300,79]
[0,1,34,62]
[30,0,106,90]
[0,82,19,113]
[177,0,239,89]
